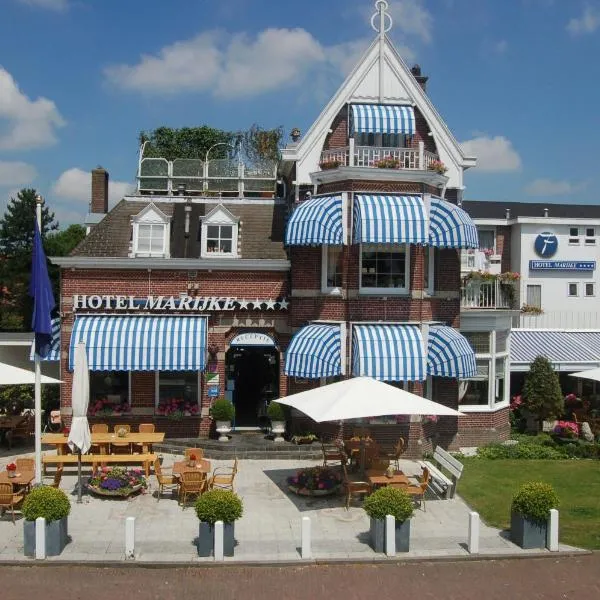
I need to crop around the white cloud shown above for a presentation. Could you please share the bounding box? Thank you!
[386,0,434,43]
[16,0,68,10]
[51,168,134,208]
[0,161,37,186]
[461,135,522,172]
[525,178,589,196]
[567,7,600,35]
[0,67,65,150]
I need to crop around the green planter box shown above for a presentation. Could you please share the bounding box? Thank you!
[510,511,547,549]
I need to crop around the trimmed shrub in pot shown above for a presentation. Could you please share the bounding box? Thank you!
[22,486,70,557]
[209,398,235,441]
[267,401,286,442]
[510,481,558,549]
[195,489,243,557]
[363,486,414,553]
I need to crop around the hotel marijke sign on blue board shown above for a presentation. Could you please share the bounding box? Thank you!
[529,260,596,271]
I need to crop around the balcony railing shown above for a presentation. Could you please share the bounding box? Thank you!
[137,157,278,196]
[518,311,600,329]
[461,279,514,310]
[320,142,439,171]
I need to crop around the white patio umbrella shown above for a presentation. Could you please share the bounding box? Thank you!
[0,361,62,385]
[570,367,600,383]
[68,342,91,503]
[276,376,463,422]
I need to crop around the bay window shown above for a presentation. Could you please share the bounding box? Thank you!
[360,244,409,294]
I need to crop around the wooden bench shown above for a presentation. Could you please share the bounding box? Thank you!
[43,453,156,478]
[420,446,464,499]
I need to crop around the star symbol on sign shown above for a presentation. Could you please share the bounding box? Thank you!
[238,299,249,310]
[278,298,289,310]
[253,299,263,310]
[265,299,276,310]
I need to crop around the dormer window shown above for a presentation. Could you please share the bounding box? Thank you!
[200,205,239,258]
[130,203,170,258]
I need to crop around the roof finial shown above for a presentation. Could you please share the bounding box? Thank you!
[372,1,392,102]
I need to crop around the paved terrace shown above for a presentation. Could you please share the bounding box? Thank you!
[0,449,582,563]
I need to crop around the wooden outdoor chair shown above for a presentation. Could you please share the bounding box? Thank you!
[184,447,204,460]
[0,482,24,524]
[111,424,132,454]
[179,470,207,506]
[15,458,34,472]
[6,416,31,450]
[209,458,238,491]
[391,467,431,511]
[133,423,155,454]
[382,437,406,470]
[153,458,178,501]
[341,457,371,510]
[50,465,63,489]
[90,423,108,454]
[321,439,345,467]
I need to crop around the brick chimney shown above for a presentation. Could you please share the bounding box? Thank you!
[91,166,109,214]
[410,64,428,92]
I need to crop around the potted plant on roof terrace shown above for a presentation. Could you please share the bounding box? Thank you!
[510,481,558,549]
[267,401,286,442]
[195,489,243,557]
[23,486,71,557]
[210,398,235,441]
[363,486,414,553]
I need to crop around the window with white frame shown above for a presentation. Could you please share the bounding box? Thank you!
[478,229,496,255]
[360,244,409,293]
[569,227,580,244]
[200,205,239,258]
[423,247,435,294]
[585,282,595,297]
[568,282,579,297]
[131,203,170,258]
[354,132,412,149]
[495,357,506,404]
[460,360,489,406]
[322,246,343,292]
[585,227,596,245]
[526,284,542,309]
[89,371,130,412]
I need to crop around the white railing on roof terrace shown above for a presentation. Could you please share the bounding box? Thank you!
[137,157,278,196]
[518,311,600,329]
[461,280,513,310]
[320,142,439,171]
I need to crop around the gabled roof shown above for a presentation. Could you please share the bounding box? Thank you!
[282,35,475,189]
[131,202,171,223]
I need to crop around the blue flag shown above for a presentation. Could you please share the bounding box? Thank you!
[29,216,56,358]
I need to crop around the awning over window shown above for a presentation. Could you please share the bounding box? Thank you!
[285,195,343,246]
[30,317,60,361]
[69,315,207,371]
[427,325,476,378]
[284,324,341,378]
[352,324,425,381]
[351,104,416,135]
[428,197,479,249]
[353,194,428,244]
[511,330,600,372]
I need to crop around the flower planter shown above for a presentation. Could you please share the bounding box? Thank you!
[86,483,144,498]
[288,484,341,497]
[369,517,410,553]
[197,521,235,557]
[271,420,285,443]
[216,420,232,442]
[510,511,547,549]
[23,517,68,557]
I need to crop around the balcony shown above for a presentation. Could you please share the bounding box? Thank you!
[461,249,502,275]
[320,142,439,171]
[461,279,515,310]
[137,157,278,197]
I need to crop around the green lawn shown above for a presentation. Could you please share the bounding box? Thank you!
[458,459,600,550]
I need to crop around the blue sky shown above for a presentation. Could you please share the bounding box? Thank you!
[0,0,598,226]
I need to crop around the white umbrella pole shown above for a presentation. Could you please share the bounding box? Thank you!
[34,356,42,485]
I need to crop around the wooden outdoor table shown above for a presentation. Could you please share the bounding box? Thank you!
[42,432,165,455]
[172,460,212,477]
[367,469,410,487]
[0,470,35,487]
[0,416,24,430]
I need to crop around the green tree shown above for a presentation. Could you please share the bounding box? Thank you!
[45,224,86,257]
[522,356,564,428]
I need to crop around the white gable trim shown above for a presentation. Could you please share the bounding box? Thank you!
[201,204,239,224]
[131,202,170,224]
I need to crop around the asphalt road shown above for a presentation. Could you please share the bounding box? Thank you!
[0,555,598,600]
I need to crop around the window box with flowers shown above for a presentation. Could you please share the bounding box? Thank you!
[521,304,544,315]
[373,157,400,169]
[319,159,341,170]
[156,398,200,419]
[88,397,131,417]
[427,160,447,175]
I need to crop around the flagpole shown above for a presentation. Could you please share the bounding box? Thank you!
[34,195,43,484]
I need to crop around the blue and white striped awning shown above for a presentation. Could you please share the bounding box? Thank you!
[30,317,60,361]
[511,330,600,371]
[353,194,428,244]
[428,197,479,249]
[428,325,476,378]
[351,104,416,135]
[352,324,426,381]
[69,315,207,371]
[285,195,343,246]
[284,324,341,378]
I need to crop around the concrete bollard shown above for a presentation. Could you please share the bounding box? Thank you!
[468,512,479,554]
[385,515,395,556]
[301,516,311,559]
[547,509,559,552]
[35,517,46,560]
[214,521,224,561]
[125,517,135,559]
